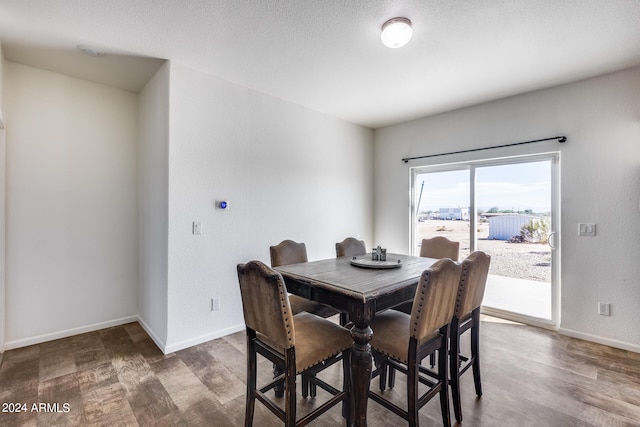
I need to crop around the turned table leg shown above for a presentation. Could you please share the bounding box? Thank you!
[349,323,373,427]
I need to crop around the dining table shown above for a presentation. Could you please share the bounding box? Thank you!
[274,253,438,427]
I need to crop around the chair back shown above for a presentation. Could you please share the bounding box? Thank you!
[270,239,308,267]
[419,236,460,261]
[455,251,491,318]
[237,260,295,350]
[410,258,461,341]
[336,237,366,257]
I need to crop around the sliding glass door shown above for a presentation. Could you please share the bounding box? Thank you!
[412,154,559,328]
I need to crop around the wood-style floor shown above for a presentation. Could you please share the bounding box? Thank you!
[1,317,640,426]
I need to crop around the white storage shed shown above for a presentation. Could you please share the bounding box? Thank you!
[488,215,536,240]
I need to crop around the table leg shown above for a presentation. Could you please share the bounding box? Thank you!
[349,324,373,427]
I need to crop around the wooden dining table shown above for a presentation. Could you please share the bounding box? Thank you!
[274,253,438,427]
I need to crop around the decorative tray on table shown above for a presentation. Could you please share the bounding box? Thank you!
[349,257,402,269]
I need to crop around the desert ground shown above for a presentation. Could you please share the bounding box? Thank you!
[416,220,551,282]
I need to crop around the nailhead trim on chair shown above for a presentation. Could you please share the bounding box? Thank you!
[297,348,347,373]
[276,275,295,348]
[411,272,428,338]
[455,265,469,316]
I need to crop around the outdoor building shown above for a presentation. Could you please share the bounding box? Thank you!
[439,207,469,221]
[488,215,535,240]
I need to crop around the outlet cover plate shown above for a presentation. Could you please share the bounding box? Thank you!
[598,302,610,316]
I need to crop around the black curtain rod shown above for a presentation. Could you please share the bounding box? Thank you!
[401,136,567,163]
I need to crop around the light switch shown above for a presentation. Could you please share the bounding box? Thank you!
[578,223,596,236]
[192,221,202,235]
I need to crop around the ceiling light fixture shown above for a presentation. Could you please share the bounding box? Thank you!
[77,45,105,57]
[381,17,413,48]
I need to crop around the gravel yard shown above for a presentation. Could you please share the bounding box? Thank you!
[417,220,551,283]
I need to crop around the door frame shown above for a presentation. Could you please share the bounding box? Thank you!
[410,152,560,329]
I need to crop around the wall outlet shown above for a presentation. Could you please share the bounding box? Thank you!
[598,302,610,316]
[211,296,220,311]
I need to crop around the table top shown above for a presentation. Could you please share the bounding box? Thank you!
[274,253,438,303]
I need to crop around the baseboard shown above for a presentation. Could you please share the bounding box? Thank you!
[163,323,245,354]
[558,327,640,354]
[3,315,138,351]
[136,315,167,353]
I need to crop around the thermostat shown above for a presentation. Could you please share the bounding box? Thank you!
[217,200,229,210]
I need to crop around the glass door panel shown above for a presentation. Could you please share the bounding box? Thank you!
[475,160,553,320]
[414,169,470,260]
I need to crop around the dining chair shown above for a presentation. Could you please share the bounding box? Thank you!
[335,237,367,258]
[393,237,460,316]
[270,239,341,398]
[369,258,461,427]
[270,239,339,319]
[419,236,460,261]
[237,260,352,427]
[420,236,461,370]
[449,251,491,423]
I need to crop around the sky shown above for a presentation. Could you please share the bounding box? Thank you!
[416,160,551,214]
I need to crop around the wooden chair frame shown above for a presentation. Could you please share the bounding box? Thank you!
[245,328,351,427]
[449,307,482,422]
[370,325,451,427]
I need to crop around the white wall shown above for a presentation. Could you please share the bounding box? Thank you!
[374,66,640,351]
[164,63,373,352]
[137,62,170,349]
[3,62,139,348]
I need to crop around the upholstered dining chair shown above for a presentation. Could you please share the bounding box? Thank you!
[237,260,352,427]
[393,237,460,317]
[449,251,491,423]
[419,236,460,261]
[270,239,339,319]
[335,237,367,258]
[369,258,461,427]
[270,239,341,398]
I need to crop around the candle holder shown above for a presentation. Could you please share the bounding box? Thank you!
[372,245,387,261]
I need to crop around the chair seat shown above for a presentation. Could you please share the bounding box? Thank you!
[258,312,352,373]
[370,310,437,365]
[289,295,339,318]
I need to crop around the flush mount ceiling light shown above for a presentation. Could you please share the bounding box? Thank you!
[381,17,413,48]
[77,44,105,57]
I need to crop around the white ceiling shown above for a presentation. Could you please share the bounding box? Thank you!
[1,0,639,129]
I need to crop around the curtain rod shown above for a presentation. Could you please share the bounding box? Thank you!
[401,136,567,164]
